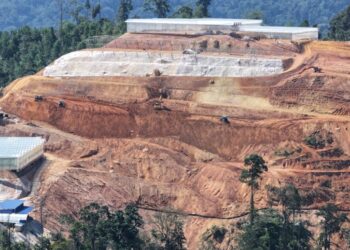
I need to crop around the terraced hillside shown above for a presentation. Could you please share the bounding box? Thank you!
[0,33,349,248]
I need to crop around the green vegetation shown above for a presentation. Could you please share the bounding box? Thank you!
[303,131,333,149]
[245,10,264,20]
[116,0,134,33]
[239,154,268,224]
[200,225,229,249]
[0,1,349,37]
[172,6,194,18]
[237,208,312,250]
[329,5,350,41]
[194,0,212,18]
[143,0,171,18]
[318,148,344,158]
[37,203,186,250]
[0,19,118,87]
[150,212,186,250]
[275,147,302,157]
[317,204,348,250]
[60,203,144,249]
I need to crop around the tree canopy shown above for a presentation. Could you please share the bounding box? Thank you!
[0,0,349,37]
[0,19,118,87]
[143,0,171,18]
[329,5,350,41]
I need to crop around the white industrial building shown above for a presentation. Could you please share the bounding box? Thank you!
[0,137,45,172]
[126,18,318,40]
[126,18,262,33]
[239,25,319,40]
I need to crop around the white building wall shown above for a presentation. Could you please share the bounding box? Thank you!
[17,143,44,171]
[0,140,44,171]
[292,31,319,40]
[0,158,17,171]
[126,19,262,34]
[0,213,29,225]
[126,19,318,40]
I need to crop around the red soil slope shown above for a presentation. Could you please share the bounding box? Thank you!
[0,34,349,249]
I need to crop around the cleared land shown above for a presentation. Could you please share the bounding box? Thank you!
[0,33,349,248]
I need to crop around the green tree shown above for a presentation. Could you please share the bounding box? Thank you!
[54,0,68,39]
[238,208,311,250]
[143,0,170,18]
[194,0,211,18]
[108,203,144,249]
[116,0,133,33]
[245,10,264,20]
[172,6,193,18]
[268,183,301,223]
[34,237,52,250]
[329,5,350,41]
[200,225,229,250]
[267,184,309,250]
[317,203,348,250]
[61,202,145,249]
[0,19,118,87]
[299,19,310,27]
[150,212,186,250]
[239,154,268,224]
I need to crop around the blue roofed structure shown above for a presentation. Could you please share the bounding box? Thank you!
[0,199,24,213]
[0,199,33,230]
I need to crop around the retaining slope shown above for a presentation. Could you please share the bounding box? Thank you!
[43,50,284,78]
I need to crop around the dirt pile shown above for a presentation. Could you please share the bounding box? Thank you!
[0,34,349,249]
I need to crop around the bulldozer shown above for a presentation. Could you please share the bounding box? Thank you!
[220,115,230,124]
[58,100,66,108]
[35,95,44,102]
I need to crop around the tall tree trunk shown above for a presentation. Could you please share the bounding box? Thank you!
[250,184,254,224]
[324,227,328,250]
[59,1,63,41]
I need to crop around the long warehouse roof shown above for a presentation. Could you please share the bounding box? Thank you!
[0,137,45,158]
[240,25,319,34]
[126,18,263,26]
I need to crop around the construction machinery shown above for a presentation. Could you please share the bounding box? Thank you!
[35,96,43,102]
[58,100,65,108]
[220,116,230,124]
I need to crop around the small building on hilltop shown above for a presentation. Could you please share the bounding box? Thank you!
[0,137,45,172]
[126,18,318,41]
[0,199,33,230]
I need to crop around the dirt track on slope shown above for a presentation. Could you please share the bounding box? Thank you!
[0,34,350,249]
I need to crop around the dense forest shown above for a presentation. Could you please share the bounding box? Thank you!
[0,20,118,87]
[1,0,349,34]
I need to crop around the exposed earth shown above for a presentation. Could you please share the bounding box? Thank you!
[0,33,349,249]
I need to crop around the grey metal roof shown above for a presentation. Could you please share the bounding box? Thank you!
[126,18,263,26]
[0,137,45,158]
